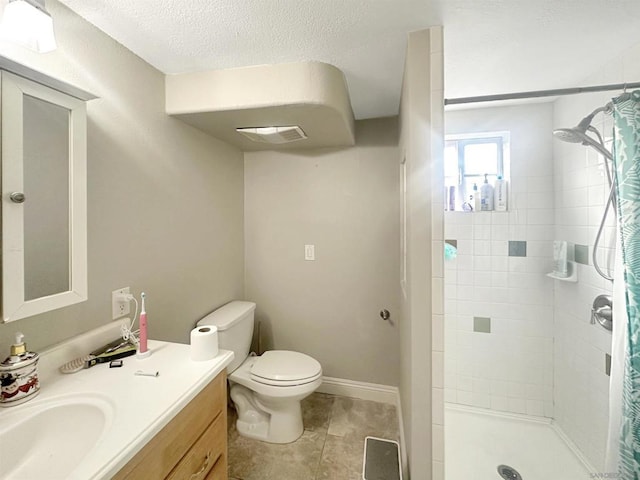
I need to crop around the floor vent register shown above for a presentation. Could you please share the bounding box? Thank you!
[362,436,402,480]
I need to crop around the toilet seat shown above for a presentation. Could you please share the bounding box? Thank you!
[250,350,322,387]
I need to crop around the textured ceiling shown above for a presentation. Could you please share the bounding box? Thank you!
[57,0,640,119]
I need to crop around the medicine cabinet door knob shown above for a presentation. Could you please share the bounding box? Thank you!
[9,192,25,203]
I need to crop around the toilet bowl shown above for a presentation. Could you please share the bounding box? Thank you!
[229,351,322,443]
[197,301,323,444]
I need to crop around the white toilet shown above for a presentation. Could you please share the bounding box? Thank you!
[197,301,322,444]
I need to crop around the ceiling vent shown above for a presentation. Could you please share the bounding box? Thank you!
[236,126,307,144]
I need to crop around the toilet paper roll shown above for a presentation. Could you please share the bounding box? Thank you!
[190,326,219,361]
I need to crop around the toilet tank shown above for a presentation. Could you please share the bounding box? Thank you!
[197,301,256,373]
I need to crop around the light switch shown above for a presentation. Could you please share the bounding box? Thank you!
[305,244,315,261]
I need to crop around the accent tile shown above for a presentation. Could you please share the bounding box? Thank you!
[473,316,491,333]
[575,244,589,265]
[508,240,527,257]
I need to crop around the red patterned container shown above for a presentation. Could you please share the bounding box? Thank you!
[0,351,40,407]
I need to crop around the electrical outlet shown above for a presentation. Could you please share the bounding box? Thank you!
[112,287,130,320]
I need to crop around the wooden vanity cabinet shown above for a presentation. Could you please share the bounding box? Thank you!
[113,370,227,480]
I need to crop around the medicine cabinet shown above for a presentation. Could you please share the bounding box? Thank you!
[1,66,94,323]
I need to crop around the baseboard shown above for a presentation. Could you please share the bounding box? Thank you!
[318,376,398,405]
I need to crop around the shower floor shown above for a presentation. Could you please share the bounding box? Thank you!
[445,403,591,480]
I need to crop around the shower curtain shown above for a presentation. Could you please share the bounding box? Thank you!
[612,90,640,479]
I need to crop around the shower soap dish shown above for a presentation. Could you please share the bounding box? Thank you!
[546,261,577,282]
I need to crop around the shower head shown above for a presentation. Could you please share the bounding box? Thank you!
[553,127,613,161]
[553,103,614,160]
[553,103,613,141]
[553,127,587,143]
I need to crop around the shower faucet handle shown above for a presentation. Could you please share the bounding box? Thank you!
[591,294,613,331]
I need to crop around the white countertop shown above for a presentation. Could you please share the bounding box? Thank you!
[0,322,233,480]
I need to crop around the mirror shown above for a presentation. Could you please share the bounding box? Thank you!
[24,94,71,300]
[2,71,88,322]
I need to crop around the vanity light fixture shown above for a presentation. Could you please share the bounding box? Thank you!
[0,0,56,53]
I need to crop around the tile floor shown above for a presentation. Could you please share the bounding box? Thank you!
[227,392,400,480]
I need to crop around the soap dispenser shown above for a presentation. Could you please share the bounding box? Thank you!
[0,332,40,406]
[480,174,495,211]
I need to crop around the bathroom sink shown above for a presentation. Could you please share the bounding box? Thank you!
[0,393,113,479]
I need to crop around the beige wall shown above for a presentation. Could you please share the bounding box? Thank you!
[244,117,400,386]
[0,0,244,351]
[398,27,444,480]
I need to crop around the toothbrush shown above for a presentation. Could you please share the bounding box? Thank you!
[137,292,149,358]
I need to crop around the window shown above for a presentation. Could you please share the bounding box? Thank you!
[444,132,510,210]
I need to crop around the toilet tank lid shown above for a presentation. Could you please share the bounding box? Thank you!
[198,301,256,331]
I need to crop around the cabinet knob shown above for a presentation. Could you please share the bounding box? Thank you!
[9,192,25,203]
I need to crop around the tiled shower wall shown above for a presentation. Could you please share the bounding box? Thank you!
[551,41,640,471]
[444,41,640,472]
[444,104,555,417]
